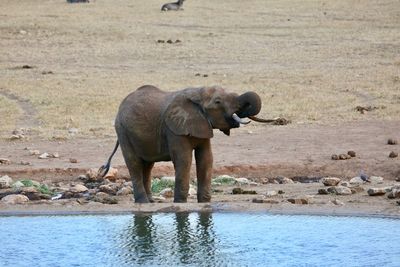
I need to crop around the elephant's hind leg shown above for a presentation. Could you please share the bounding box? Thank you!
[118,135,150,203]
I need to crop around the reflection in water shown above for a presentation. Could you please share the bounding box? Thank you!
[118,212,217,266]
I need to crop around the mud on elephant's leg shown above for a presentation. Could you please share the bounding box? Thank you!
[143,162,155,203]
[195,141,213,202]
[170,139,193,203]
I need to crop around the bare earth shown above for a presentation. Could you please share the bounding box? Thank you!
[0,0,399,216]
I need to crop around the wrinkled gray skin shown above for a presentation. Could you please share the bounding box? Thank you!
[161,0,185,11]
[107,85,262,203]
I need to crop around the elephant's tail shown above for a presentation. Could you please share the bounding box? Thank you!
[97,140,119,178]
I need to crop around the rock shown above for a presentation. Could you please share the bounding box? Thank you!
[332,199,345,206]
[387,189,400,199]
[369,176,384,184]
[93,192,118,204]
[347,151,356,157]
[188,185,197,197]
[252,198,264,203]
[275,176,294,184]
[339,154,351,160]
[70,184,88,193]
[29,150,40,155]
[232,188,257,194]
[321,177,341,186]
[287,198,309,204]
[340,182,350,187]
[0,175,13,189]
[104,167,118,181]
[331,154,339,160]
[389,151,398,158]
[266,190,278,197]
[388,138,398,145]
[318,188,329,195]
[10,134,24,140]
[21,187,50,200]
[99,184,118,195]
[38,152,50,159]
[1,194,29,204]
[20,161,31,165]
[350,176,365,185]
[116,187,132,196]
[0,158,11,165]
[12,181,25,188]
[161,176,175,182]
[367,188,387,196]
[69,158,78,163]
[327,186,352,195]
[350,186,364,194]
[160,188,174,198]
[86,168,102,182]
[235,177,251,185]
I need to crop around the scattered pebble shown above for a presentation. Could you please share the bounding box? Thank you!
[232,188,257,194]
[332,199,344,206]
[1,194,29,204]
[320,177,341,186]
[69,158,78,163]
[287,198,309,204]
[367,188,387,196]
[347,150,356,157]
[387,138,398,145]
[20,161,31,166]
[389,151,398,158]
[0,158,11,165]
[0,175,13,189]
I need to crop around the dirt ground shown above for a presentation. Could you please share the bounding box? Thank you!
[0,0,399,216]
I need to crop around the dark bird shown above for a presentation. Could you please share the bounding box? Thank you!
[360,171,370,183]
[161,0,185,11]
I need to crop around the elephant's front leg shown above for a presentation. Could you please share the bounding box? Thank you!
[195,140,213,202]
[169,137,193,203]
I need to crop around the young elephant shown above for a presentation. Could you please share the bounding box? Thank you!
[99,85,265,203]
[161,0,185,11]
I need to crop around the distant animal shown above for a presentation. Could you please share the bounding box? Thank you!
[99,85,270,203]
[161,0,185,11]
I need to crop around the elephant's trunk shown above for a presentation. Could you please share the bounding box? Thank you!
[236,91,262,118]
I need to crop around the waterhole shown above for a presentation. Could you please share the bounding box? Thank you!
[1,213,399,266]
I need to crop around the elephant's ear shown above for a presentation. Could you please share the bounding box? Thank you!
[165,94,213,139]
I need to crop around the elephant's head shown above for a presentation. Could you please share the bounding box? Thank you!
[165,86,262,138]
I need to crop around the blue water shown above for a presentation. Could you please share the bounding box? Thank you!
[0,213,399,267]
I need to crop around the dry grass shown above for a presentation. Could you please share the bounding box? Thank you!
[0,0,399,139]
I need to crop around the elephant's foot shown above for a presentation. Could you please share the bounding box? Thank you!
[134,195,150,203]
[173,198,188,203]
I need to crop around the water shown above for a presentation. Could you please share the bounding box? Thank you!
[0,213,399,267]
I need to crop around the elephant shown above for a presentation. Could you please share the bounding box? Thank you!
[161,0,185,11]
[99,85,268,203]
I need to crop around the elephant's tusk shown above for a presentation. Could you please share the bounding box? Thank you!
[232,113,251,124]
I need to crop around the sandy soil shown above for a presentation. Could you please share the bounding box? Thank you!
[0,0,399,217]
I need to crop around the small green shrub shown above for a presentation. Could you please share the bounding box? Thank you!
[151,179,175,193]
[212,175,236,186]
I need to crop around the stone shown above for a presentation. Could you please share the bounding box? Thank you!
[1,194,29,204]
[160,188,174,198]
[86,168,101,181]
[99,184,118,195]
[276,176,294,184]
[12,181,25,188]
[349,176,365,185]
[369,176,384,184]
[331,154,339,160]
[70,184,88,193]
[0,158,11,164]
[318,188,329,195]
[388,138,398,145]
[367,188,387,196]
[327,186,352,195]
[321,177,341,186]
[69,158,78,163]
[93,192,118,204]
[29,150,40,155]
[20,161,31,165]
[68,128,79,135]
[266,190,278,197]
[232,188,257,194]
[116,187,133,196]
[389,151,398,158]
[235,177,251,185]
[0,175,13,189]
[387,189,400,199]
[287,198,309,204]
[161,176,175,182]
[38,153,50,159]
[332,199,345,206]
[104,167,118,181]
[339,154,351,160]
[347,151,356,157]
[350,186,364,194]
